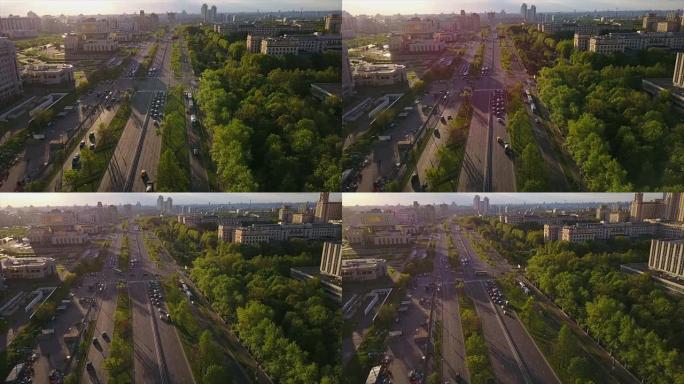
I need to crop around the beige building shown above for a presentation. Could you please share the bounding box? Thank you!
[371,230,410,246]
[341,258,387,281]
[630,192,665,222]
[23,64,74,85]
[1,257,56,279]
[0,37,23,103]
[246,34,264,53]
[320,242,342,278]
[649,239,684,278]
[217,224,236,242]
[544,221,684,243]
[315,192,342,223]
[325,13,342,34]
[573,33,591,51]
[589,32,684,54]
[260,36,298,55]
[343,226,367,244]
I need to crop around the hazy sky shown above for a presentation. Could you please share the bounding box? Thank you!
[1,193,340,207]
[343,193,663,206]
[344,0,681,16]
[2,0,340,17]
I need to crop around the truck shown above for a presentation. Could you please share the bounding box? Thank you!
[190,115,197,125]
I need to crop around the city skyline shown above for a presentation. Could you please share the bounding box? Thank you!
[1,0,340,17]
[344,0,682,16]
[343,193,663,206]
[0,193,340,207]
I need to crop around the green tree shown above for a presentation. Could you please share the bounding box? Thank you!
[203,364,231,384]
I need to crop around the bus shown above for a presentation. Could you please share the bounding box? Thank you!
[474,271,488,277]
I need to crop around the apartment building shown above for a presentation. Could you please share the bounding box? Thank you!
[0,37,23,103]
[588,32,684,54]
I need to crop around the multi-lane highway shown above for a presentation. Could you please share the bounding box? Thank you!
[449,227,559,384]
[81,223,195,384]
[457,28,516,192]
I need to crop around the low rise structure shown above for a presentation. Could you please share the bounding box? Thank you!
[352,63,407,86]
[499,214,578,226]
[341,258,387,281]
[22,64,74,85]
[1,257,56,279]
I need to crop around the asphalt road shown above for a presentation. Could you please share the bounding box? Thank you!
[454,229,559,384]
[434,232,469,383]
[128,228,195,384]
[457,30,516,192]
[82,235,121,384]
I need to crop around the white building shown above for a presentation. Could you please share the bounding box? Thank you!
[22,64,74,85]
[649,239,684,278]
[0,37,23,103]
[674,52,684,88]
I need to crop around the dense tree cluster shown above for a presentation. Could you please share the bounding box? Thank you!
[190,241,340,383]
[537,49,682,190]
[458,293,495,384]
[184,26,341,191]
[527,246,684,383]
[506,25,557,73]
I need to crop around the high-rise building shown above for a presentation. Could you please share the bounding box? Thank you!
[325,13,342,34]
[521,3,528,21]
[0,37,23,103]
[674,52,684,89]
[315,193,342,223]
[528,5,537,23]
[473,195,481,211]
[201,3,209,23]
[157,195,164,211]
[210,5,217,22]
[630,192,666,222]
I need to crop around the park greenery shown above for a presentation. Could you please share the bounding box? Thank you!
[537,50,682,190]
[184,25,341,191]
[521,242,684,384]
[191,241,340,383]
[472,43,485,74]
[425,97,472,191]
[156,86,191,191]
[505,24,683,190]
[63,93,132,191]
[458,292,495,384]
[506,82,548,191]
[147,217,340,383]
[104,287,133,384]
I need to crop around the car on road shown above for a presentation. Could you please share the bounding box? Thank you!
[497,136,504,145]
[433,129,441,139]
[86,361,94,372]
[192,148,199,156]
[497,117,504,124]
[71,154,81,170]
[79,140,85,149]
[88,132,96,143]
